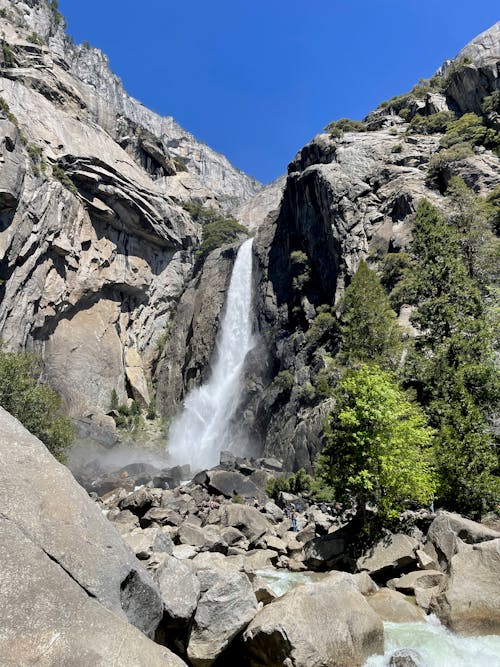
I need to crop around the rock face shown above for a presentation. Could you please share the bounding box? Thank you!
[0,406,185,664]
[430,538,500,635]
[0,0,260,433]
[242,573,384,667]
[235,22,500,471]
[0,518,186,667]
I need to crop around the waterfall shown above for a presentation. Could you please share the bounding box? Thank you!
[167,238,255,472]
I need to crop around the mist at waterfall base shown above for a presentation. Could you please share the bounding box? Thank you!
[167,238,255,472]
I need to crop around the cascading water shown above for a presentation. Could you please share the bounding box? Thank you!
[167,238,255,472]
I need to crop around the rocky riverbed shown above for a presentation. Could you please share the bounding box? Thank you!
[82,450,500,666]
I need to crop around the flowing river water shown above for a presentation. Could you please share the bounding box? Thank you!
[256,569,500,666]
[167,238,255,471]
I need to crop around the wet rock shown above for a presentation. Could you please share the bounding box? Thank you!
[389,649,422,667]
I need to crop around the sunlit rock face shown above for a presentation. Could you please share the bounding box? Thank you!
[0,0,261,431]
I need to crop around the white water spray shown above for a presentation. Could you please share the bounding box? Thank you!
[167,238,255,472]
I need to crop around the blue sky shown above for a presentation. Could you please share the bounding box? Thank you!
[58,1,499,184]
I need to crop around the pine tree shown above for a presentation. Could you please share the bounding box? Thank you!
[404,199,499,516]
[339,260,402,369]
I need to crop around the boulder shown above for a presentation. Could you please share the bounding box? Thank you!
[122,527,174,560]
[367,589,425,623]
[221,504,274,544]
[120,486,163,516]
[430,538,500,634]
[388,569,445,595]
[389,649,423,667]
[303,523,355,570]
[244,549,279,572]
[264,500,284,523]
[0,518,186,667]
[155,554,200,624]
[206,470,263,500]
[172,544,198,560]
[0,408,163,637]
[140,507,184,528]
[357,534,419,579]
[242,573,383,667]
[187,568,258,666]
[263,534,288,555]
[178,522,208,548]
[110,509,140,534]
[427,511,500,571]
[250,575,278,605]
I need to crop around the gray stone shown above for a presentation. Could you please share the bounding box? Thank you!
[367,589,425,623]
[156,554,200,622]
[206,469,263,500]
[187,568,258,666]
[0,518,186,667]
[357,534,419,578]
[388,569,445,595]
[221,503,274,545]
[0,407,163,637]
[242,573,383,667]
[122,527,173,560]
[430,538,500,634]
[389,649,423,667]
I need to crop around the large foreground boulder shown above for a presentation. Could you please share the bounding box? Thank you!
[430,538,500,634]
[0,518,185,667]
[187,568,258,666]
[242,573,383,666]
[0,407,163,637]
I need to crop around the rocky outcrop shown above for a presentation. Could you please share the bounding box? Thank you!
[155,243,240,418]
[0,407,163,634]
[430,538,500,635]
[0,518,186,667]
[0,406,188,664]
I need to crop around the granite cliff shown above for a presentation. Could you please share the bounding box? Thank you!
[0,0,259,444]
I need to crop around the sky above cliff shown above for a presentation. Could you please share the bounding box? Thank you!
[58,1,499,184]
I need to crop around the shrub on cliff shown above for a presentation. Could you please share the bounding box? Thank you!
[184,203,249,263]
[0,347,74,462]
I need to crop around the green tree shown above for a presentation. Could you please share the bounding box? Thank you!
[404,200,499,516]
[339,260,402,368]
[0,348,74,462]
[318,364,436,522]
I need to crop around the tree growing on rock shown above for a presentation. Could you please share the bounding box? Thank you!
[318,364,436,523]
[339,260,402,369]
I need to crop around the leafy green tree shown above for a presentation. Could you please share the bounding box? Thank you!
[318,364,436,522]
[0,348,74,462]
[339,260,402,368]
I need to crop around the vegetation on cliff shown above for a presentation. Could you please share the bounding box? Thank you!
[0,348,74,462]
